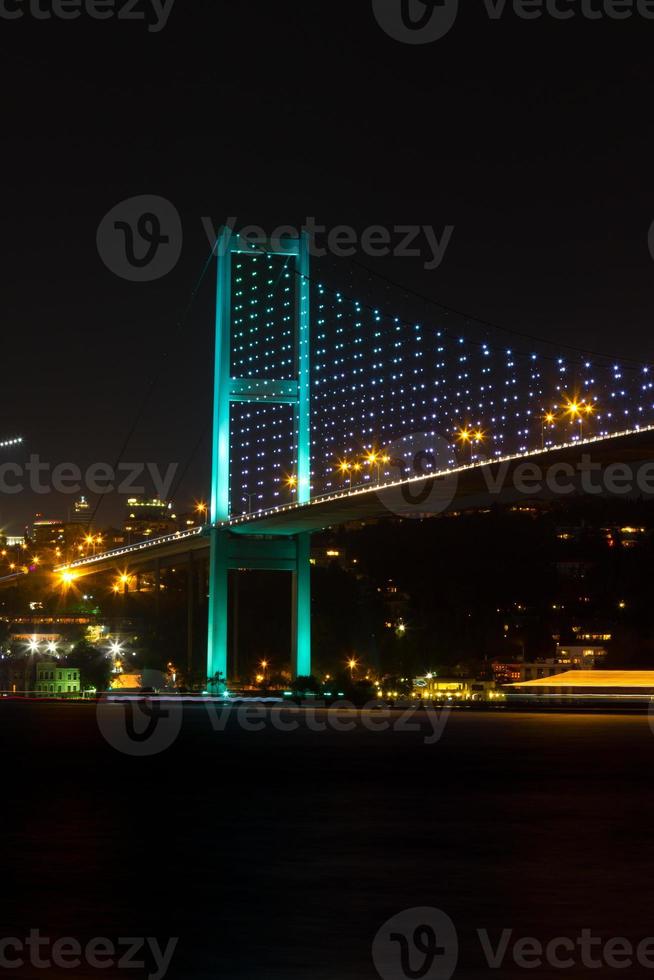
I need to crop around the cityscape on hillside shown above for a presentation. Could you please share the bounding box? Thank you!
[4,490,654,704]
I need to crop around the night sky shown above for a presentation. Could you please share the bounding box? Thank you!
[1,0,654,532]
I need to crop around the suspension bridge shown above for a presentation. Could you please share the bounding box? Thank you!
[44,229,654,687]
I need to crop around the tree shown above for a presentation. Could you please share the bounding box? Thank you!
[66,640,113,692]
[289,675,321,697]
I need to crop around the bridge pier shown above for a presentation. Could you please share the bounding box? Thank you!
[207,229,311,690]
[187,551,195,677]
[206,530,311,689]
[291,532,311,678]
[207,528,229,687]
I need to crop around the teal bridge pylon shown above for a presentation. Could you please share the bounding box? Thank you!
[206,229,311,686]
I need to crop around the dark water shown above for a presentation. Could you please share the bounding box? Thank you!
[3,704,654,978]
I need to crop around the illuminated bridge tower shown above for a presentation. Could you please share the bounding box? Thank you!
[207,229,311,687]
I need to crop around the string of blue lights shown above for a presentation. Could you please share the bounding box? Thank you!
[227,248,654,515]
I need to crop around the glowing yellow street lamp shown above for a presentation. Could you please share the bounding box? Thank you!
[285,474,298,493]
[564,397,594,438]
[542,410,556,448]
[347,656,359,680]
[58,569,77,591]
[364,449,384,483]
[337,459,352,486]
[456,427,473,461]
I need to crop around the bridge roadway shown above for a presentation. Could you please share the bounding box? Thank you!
[47,424,654,580]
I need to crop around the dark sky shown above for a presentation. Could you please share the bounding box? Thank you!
[1,0,654,532]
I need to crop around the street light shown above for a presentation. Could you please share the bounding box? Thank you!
[347,657,358,680]
[364,449,379,483]
[456,427,473,461]
[59,570,77,589]
[565,397,594,439]
[285,474,298,494]
[337,459,352,486]
[542,411,557,449]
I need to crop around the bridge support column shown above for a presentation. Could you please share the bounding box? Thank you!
[291,532,311,678]
[206,229,311,690]
[154,558,161,617]
[187,551,195,677]
[206,531,311,687]
[207,527,229,690]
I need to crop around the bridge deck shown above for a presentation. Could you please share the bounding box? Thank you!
[53,425,654,577]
